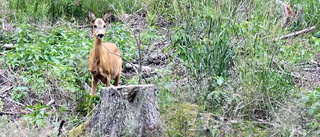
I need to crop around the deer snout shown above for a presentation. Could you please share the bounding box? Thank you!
[97,34,104,39]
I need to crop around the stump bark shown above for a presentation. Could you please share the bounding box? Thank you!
[85,85,164,137]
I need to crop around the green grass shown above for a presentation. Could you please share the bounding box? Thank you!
[3,0,145,23]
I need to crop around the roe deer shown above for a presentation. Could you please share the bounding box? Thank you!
[88,11,122,96]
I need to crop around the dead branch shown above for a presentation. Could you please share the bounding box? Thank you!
[78,25,90,29]
[275,26,316,40]
[125,63,153,73]
[0,86,12,95]
[0,111,28,115]
[0,96,33,112]
[46,99,55,106]
[3,44,14,50]
[57,120,65,137]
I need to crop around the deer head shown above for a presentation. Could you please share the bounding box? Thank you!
[88,11,112,39]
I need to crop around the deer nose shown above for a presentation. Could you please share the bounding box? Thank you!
[97,34,104,39]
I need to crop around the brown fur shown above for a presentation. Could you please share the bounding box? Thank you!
[88,11,122,96]
[280,2,295,27]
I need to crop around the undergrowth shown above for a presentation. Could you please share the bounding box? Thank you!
[0,20,138,133]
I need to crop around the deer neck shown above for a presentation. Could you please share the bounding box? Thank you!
[93,38,103,59]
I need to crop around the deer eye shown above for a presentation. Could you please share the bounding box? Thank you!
[103,25,106,28]
[93,25,97,29]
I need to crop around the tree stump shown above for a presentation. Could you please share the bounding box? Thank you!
[68,85,164,137]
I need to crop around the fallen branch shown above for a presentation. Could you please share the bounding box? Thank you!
[3,44,14,50]
[78,25,90,29]
[57,120,65,137]
[0,96,33,112]
[0,86,13,95]
[46,99,55,106]
[275,26,316,40]
[125,63,153,73]
[0,111,28,115]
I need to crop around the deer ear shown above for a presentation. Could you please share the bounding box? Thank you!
[88,11,96,23]
[102,13,112,23]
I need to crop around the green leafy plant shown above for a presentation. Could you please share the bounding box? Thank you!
[0,99,3,111]
[304,88,320,135]
[24,103,50,127]
[11,86,28,102]
[12,24,35,44]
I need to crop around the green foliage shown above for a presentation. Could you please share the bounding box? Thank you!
[0,31,11,45]
[24,103,50,127]
[169,1,237,115]
[290,0,320,25]
[232,121,270,136]
[11,24,35,44]
[4,25,92,93]
[105,22,137,61]
[161,103,199,137]
[6,0,145,23]
[155,69,177,110]
[2,24,92,116]
[235,61,295,118]
[304,88,320,135]
[0,99,3,111]
[310,35,320,47]
[1,20,140,117]
[158,0,311,135]
[11,86,28,102]
[171,1,236,86]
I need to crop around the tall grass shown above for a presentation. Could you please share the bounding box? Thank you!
[157,0,319,136]
[290,0,320,25]
[6,0,144,23]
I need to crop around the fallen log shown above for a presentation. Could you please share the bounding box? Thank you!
[275,25,316,40]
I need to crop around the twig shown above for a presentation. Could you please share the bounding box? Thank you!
[289,127,296,137]
[275,26,316,40]
[57,120,65,137]
[126,63,153,72]
[0,111,27,115]
[108,6,149,85]
[252,118,279,127]
[0,71,9,82]
[1,19,5,30]
[78,24,90,29]
[46,99,55,106]
[0,86,12,95]
[133,33,142,84]
[0,96,33,112]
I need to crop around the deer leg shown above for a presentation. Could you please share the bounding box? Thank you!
[114,73,120,86]
[105,76,111,87]
[91,77,97,96]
